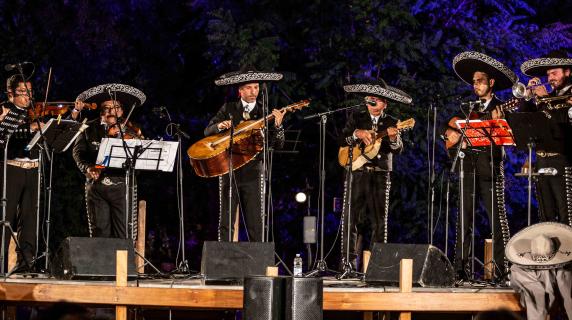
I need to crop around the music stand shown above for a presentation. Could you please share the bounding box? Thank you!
[96,138,178,273]
[25,118,89,272]
[455,119,514,280]
[506,112,561,226]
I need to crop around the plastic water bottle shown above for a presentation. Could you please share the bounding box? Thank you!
[293,254,303,277]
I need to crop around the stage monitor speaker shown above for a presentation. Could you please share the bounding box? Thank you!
[201,241,275,284]
[365,243,455,287]
[51,237,136,280]
[243,276,286,320]
[285,277,323,320]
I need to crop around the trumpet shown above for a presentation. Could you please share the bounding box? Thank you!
[512,81,552,101]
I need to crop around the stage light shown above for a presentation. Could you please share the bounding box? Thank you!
[295,192,307,203]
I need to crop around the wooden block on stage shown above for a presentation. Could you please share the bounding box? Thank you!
[484,239,493,280]
[136,200,147,273]
[116,250,128,320]
[266,266,278,277]
[399,259,413,320]
[8,232,17,272]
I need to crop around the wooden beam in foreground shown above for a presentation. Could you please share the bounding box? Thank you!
[0,282,521,312]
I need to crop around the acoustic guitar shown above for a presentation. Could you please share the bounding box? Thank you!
[188,100,310,177]
[443,98,520,150]
[337,118,415,171]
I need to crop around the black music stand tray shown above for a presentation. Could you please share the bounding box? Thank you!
[506,112,562,226]
[26,118,88,153]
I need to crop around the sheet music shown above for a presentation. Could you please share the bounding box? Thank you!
[96,138,179,172]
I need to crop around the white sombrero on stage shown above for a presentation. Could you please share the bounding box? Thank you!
[76,83,146,106]
[343,79,413,105]
[453,51,518,90]
[521,50,572,77]
[214,66,283,86]
[505,222,572,270]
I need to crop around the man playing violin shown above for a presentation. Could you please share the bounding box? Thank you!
[205,68,286,242]
[0,74,42,273]
[73,84,146,239]
[449,52,517,281]
[521,50,572,225]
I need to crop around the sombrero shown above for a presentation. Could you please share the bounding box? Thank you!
[76,83,146,106]
[453,51,518,90]
[343,79,413,105]
[214,66,283,86]
[505,222,572,270]
[521,50,572,77]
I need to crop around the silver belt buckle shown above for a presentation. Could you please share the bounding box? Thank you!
[101,177,114,186]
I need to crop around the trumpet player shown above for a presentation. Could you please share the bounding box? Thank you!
[520,50,572,225]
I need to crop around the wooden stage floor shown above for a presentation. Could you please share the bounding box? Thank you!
[0,276,522,314]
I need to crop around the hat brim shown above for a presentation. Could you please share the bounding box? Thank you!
[505,222,572,269]
[214,71,283,86]
[521,58,572,77]
[76,83,146,107]
[453,52,518,91]
[343,84,413,105]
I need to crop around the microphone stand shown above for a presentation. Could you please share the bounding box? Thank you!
[303,103,363,277]
[261,83,269,242]
[227,114,235,242]
[448,101,477,280]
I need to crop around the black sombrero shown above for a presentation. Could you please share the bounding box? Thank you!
[453,51,518,90]
[521,50,572,77]
[343,79,413,105]
[76,83,146,106]
[214,66,283,86]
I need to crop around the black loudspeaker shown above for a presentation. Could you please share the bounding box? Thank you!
[365,243,455,287]
[201,241,275,284]
[285,277,323,320]
[243,276,286,320]
[51,237,136,280]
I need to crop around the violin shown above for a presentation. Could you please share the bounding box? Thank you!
[106,117,143,139]
[28,101,97,120]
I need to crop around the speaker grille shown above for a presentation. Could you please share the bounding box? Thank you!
[285,277,323,320]
[243,276,285,320]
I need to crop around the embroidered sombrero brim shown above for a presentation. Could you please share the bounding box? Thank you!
[343,84,413,105]
[521,58,572,77]
[214,71,283,86]
[505,222,572,270]
[453,51,518,91]
[76,83,146,106]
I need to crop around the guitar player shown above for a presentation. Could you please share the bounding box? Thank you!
[204,67,285,242]
[448,51,518,281]
[339,79,413,271]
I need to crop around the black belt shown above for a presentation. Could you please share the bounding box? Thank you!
[356,165,385,172]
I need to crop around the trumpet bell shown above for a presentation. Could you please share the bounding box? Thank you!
[512,82,533,100]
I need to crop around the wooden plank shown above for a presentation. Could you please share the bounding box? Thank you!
[8,233,17,272]
[116,250,128,320]
[399,259,413,320]
[135,200,147,273]
[0,282,521,312]
[484,239,493,280]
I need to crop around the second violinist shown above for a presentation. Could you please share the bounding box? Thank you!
[72,83,146,239]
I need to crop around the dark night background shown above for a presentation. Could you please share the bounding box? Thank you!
[2,0,571,274]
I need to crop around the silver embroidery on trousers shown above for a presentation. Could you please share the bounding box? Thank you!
[495,161,510,270]
[565,167,572,226]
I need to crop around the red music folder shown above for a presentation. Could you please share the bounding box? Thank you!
[455,119,515,147]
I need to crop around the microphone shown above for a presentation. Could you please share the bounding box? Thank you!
[538,167,557,176]
[460,99,485,106]
[4,61,31,72]
[364,98,377,106]
[105,86,114,96]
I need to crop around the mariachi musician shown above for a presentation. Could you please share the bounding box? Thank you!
[203,67,286,242]
[447,51,517,280]
[0,72,43,273]
[73,84,146,239]
[520,50,572,226]
[339,79,412,271]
